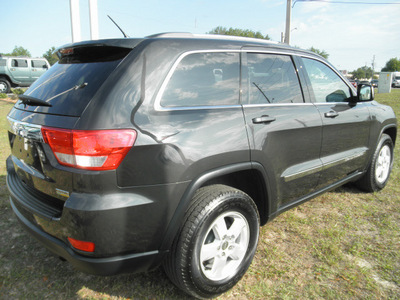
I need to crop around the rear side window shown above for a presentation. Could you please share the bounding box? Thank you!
[15,46,131,117]
[302,58,351,103]
[12,59,28,68]
[32,60,47,68]
[247,53,303,104]
[160,52,240,107]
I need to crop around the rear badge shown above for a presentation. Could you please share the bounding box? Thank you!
[56,188,70,198]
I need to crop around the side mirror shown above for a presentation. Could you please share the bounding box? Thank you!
[357,84,374,101]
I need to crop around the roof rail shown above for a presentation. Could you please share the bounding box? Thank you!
[145,32,279,45]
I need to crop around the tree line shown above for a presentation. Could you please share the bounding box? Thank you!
[3,27,400,76]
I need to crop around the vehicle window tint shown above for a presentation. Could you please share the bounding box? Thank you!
[247,53,303,104]
[302,58,351,103]
[16,59,123,116]
[12,59,28,68]
[0,59,6,67]
[32,60,47,68]
[161,52,240,107]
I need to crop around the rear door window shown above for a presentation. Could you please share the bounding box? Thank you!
[31,60,48,68]
[247,53,304,104]
[160,52,240,108]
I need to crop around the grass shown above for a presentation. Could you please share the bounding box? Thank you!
[0,89,399,299]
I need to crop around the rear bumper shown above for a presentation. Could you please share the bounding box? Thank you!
[6,155,188,275]
[10,197,163,275]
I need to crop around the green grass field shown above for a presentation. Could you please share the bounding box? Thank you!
[0,90,399,299]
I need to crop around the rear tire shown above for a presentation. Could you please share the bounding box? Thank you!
[163,184,260,299]
[355,134,394,192]
[0,78,10,93]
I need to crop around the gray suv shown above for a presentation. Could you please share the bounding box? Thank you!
[0,56,50,93]
[6,33,397,298]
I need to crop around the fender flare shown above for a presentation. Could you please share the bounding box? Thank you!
[158,161,272,252]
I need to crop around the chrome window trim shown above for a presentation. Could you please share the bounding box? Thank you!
[156,104,243,111]
[242,103,314,108]
[154,49,310,112]
[313,102,354,106]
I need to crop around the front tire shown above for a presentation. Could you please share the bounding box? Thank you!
[356,133,394,192]
[163,185,260,299]
[0,78,10,93]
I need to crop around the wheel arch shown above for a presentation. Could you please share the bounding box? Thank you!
[383,125,397,146]
[159,162,272,252]
[0,75,14,85]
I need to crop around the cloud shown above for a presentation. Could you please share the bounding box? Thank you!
[290,3,400,70]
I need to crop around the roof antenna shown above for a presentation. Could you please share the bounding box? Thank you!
[107,15,129,38]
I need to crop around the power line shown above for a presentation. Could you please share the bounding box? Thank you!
[293,0,400,7]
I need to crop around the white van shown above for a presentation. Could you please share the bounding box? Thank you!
[392,71,400,88]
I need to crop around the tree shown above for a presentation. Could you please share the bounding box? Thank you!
[381,58,400,72]
[208,26,270,40]
[308,47,329,59]
[43,47,59,66]
[5,46,31,57]
[352,66,373,79]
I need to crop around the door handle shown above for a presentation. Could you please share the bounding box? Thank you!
[252,115,276,124]
[324,111,339,118]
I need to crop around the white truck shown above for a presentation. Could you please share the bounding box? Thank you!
[0,56,50,93]
[392,71,400,88]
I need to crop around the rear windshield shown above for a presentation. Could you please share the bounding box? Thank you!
[15,46,131,117]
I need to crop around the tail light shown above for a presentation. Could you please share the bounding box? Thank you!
[67,237,95,252]
[41,127,137,171]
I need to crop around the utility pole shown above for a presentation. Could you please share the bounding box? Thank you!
[69,0,81,43]
[89,0,99,40]
[372,55,376,78]
[284,0,292,44]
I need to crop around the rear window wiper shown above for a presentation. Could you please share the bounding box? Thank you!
[20,82,88,107]
[18,95,52,107]
[45,82,88,102]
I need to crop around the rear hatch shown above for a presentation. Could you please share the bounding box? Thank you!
[7,43,135,202]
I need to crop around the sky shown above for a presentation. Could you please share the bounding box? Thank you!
[2,0,400,72]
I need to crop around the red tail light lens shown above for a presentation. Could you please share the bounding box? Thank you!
[67,237,95,252]
[41,127,137,171]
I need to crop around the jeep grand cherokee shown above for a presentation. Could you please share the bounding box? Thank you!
[6,33,397,298]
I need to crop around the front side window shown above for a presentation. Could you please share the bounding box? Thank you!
[302,58,351,103]
[12,59,28,68]
[247,53,303,104]
[160,52,240,107]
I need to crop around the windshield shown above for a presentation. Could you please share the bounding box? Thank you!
[15,46,131,117]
